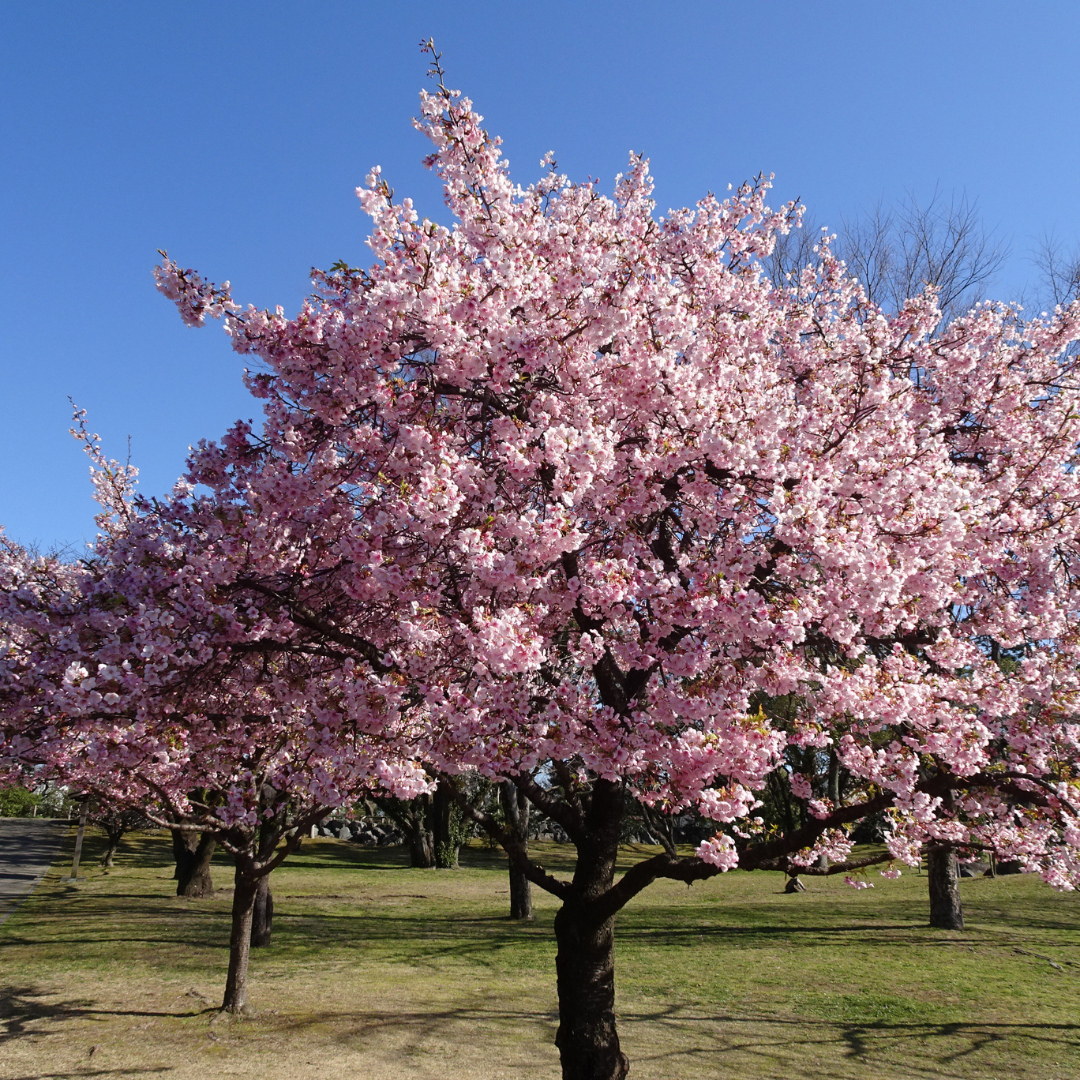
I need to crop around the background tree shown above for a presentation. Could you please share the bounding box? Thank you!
[90,802,151,868]
[769,188,1007,325]
[0,440,431,1013]
[171,813,218,899]
[768,188,1015,928]
[0,783,41,817]
[500,778,533,919]
[1034,231,1080,307]
[367,792,436,867]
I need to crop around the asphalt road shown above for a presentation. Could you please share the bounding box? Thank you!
[0,818,69,927]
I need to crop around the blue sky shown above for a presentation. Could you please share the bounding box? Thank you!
[3,1,1079,552]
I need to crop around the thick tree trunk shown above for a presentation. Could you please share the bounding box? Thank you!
[433,779,460,869]
[174,831,217,898]
[172,829,189,878]
[501,780,532,919]
[222,865,259,1013]
[409,827,435,867]
[554,905,627,1080]
[250,874,274,947]
[509,861,533,921]
[553,778,629,1080]
[927,845,964,929]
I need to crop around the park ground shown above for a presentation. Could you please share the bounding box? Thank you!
[1,829,1078,1080]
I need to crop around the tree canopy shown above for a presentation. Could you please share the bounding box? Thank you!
[6,52,1080,1079]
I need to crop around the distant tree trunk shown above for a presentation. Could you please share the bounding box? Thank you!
[827,749,842,805]
[501,780,532,919]
[410,824,435,867]
[222,859,259,1013]
[433,778,461,869]
[250,874,274,947]
[101,824,125,868]
[375,793,436,867]
[410,793,436,867]
[173,830,217,898]
[250,819,276,947]
[927,845,964,929]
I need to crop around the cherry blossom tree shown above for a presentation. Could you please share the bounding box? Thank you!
[0,431,430,1013]
[13,47,1080,1077]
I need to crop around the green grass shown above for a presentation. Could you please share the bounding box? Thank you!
[1,827,1078,1078]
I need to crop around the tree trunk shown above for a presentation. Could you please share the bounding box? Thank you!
[250,874,274,947]
[508,860,533,920]
[554,905,628,1080]
[553,778,629,1080]
[373,793,435,867]
[172,829,189,878]
[249,817,278,947]
[501,780,532,919]
[407,792,435,867]
[433,778,460,869]
[827,748,841,805]
[101,831,122,869]
[410,826,435,867]
[174,831,217,898]
[927,845,964,929]
[222,864,259,1013]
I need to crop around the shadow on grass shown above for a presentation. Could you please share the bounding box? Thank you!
[0,984,213,1043]
[4,976,1079,1078]
[619,1003,1080,1075]
[4,1072,171,1080]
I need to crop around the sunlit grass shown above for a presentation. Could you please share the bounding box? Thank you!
[1,827,1078,1079]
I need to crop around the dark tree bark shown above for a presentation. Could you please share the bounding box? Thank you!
[101,825,125,868]
[432,778,461,869]
[250,819,276,947]
[501,780,532,919]
[369,793,436,867]
[410,823,436,867]
[553,779,629,1080]
[250,871,274,947]
[410,793,436,867]
[222,861,259,1013]
[927,845,964,929]
[173,830,217,898]
[172,828,189,878]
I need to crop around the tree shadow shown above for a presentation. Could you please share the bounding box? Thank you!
[618,1003,1080,1076]
[0,983,213,1046]
[4,1072,171,1079]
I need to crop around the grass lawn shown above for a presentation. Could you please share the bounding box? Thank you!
[1,827,1078,1079]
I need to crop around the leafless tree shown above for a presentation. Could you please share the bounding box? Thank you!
[1032,230,1080,307]
[768,188,1008,325]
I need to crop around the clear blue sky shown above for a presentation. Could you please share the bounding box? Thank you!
[3,1,1078,552]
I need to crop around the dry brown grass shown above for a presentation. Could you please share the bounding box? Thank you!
[2,828,1079,1079]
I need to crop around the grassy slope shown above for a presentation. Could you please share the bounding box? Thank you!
[1,828,1078,1079]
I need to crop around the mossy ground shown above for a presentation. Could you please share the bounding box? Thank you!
[1,827,1077,1078]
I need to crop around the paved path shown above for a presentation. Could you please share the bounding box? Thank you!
[0,818,69,927]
